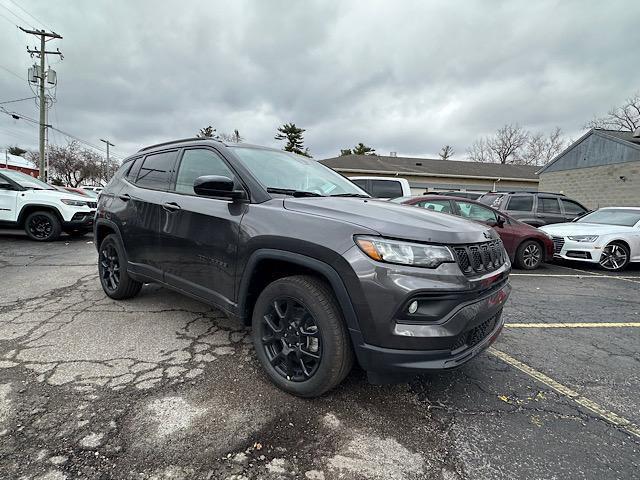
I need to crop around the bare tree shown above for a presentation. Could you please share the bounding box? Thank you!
[520,127,566,166]
[466,138,496,163]
[586,92,640,132]
[439,145,454,160]
[47,141,109,186]
[219,129,243,143]
[487,124,529,164]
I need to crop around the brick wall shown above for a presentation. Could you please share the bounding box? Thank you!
[539,162,640,209]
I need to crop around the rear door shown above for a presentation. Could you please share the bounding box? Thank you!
[120,149,179,279]
[158,147,246,309]
[0,174,19,222]
[560,198,588,222]
[504,194,536,225]
[536,196,564,225]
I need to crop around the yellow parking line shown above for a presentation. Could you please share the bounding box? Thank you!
[510,274,639,279]
[489,348,640,439]
[505,322,640,328]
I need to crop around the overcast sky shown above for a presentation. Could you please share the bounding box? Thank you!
[1,0,639,161]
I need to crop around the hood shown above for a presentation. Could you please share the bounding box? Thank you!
[540,222,637,236]
[25,189,90,202]
[284,197,498,244]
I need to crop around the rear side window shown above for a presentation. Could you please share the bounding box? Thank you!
[135,150,178,190]
[369,179,403,198]
[174,148,235,195]
[538,197,561,214]
[561,199,586,215]
[506,195,533,212]
[126,157,143,181]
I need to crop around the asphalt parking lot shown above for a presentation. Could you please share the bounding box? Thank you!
[1,231,639,480]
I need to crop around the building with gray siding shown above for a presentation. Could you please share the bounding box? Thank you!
[538,129,640,209]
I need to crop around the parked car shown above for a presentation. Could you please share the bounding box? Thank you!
[82,186,104,194]
[393,195,554,269]
[431,191,484,200]
[349,176,412,199]
[0,168,97,240]
[540,207,640,271]
[58,186,99,198]
[95,138,511,397]
[478,191,588,226]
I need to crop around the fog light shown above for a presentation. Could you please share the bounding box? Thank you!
[408,300,418,314]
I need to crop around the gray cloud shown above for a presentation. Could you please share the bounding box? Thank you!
[1,0,638,161]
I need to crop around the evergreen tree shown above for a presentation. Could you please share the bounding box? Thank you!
[197,126,217,138]
[275,123,311,157]
[352,143,376,155]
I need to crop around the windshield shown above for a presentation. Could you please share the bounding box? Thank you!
[231,147,369,197]
[0,169,55,190]
[577,209,640,227]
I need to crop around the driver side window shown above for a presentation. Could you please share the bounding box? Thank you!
[174,149,235,195]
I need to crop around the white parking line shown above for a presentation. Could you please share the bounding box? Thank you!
[489,348,640,439]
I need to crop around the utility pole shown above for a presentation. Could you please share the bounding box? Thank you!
[20,27,63,181]
[99,138,115,185]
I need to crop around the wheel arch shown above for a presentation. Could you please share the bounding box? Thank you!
[94,218,123,249]
[17,204,63,227]
[237,249,360,333]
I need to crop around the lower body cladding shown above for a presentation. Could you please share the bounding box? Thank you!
[342,246,512,383]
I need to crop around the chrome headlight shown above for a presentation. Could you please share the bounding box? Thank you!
[567,235,599,243]
[355,236,454,268]
[60,198,89,207]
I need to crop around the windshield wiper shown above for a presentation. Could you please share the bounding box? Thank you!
[266,187,324,197]
[329,193,370,198]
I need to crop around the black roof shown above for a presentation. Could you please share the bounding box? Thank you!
[320,155,539,180]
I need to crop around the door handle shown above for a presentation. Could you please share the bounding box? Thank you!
[162,202,181,212]
[118,193,131,202]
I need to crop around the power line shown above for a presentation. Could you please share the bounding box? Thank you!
[0,2,30,25]
[5,0,51,30]
[0,95,37,105]
[0,64,24,81]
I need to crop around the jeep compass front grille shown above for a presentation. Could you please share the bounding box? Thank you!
[452,239,506,276]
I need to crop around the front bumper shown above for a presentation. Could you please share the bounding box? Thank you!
[552,237,601,263]
[351,281,510,375]
[62,210,95,230]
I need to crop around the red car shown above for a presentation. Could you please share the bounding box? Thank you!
[391,195,554,269]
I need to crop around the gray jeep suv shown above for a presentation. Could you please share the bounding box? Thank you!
[95,138,511,397]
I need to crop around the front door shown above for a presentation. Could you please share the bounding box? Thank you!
[0,174,18,222]
[159,147,246,309]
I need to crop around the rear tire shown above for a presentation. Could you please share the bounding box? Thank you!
[515,240,543,270]
[24,211,61,242]
[98,234,142,299]
[252,275,353,397]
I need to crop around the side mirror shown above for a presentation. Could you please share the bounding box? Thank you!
[193,175,246,200]
[488,215,505,228]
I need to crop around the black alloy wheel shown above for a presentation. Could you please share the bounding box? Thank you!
[24,211,61,241]
[100,242,121,292]
[28,214,53,239]
[261,296,323,381]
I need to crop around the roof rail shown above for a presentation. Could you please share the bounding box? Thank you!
[505,190,565,196]
[137,137,219,153]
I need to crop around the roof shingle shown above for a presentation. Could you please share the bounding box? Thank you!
[320,155,539,180]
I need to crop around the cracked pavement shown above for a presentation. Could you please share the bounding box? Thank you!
[0,231,639,479]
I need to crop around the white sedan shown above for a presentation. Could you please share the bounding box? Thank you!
[540,207,640,271]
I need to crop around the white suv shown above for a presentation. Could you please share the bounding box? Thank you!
[0,168,97,241]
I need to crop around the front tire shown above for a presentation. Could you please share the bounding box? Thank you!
[599,242,630,271]
[98,234,142,299]
[252,275,353,397]
[24,211,61,241]
[515,240,543,270]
